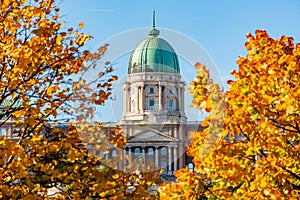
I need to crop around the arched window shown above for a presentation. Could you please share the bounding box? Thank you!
[161,147,167,156]
[168,99,174,111]
[99,151,105,157]
[112,150,117,157]
[161,161,167,169]
[148,148,154,155]
[0,128,7,137]
[188,163,194,171]
[149,100,155,110]
[135,148,141,155]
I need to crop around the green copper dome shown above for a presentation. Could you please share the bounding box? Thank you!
[128,27,180,74]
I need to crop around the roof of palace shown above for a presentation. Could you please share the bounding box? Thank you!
[127,12,180,74]
[127,128,178,143]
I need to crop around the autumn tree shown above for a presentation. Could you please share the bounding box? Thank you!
[160,30,300,199]
[0,0,159,199]
[159,62,225,200]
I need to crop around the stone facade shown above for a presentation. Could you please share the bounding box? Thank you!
[111,25,199,176]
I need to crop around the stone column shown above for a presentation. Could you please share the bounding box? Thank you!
[174,127,178,138]
[182,87,185,113]
[137,87,140,112]
[176,86,180,111]
[168,146,172,172]
[129,126,132,137]
[142,146,145,166]
[174,146,177,171]
[180,87,183,112]
[155,146,159,167]
[128,146,132,164]
[158,84,162,111]
[179,124,183,140]
[179,144,184,169]
[8,125,12,138]
[128,88,131,112]
[123,148,126,168]
[141,86,144,111]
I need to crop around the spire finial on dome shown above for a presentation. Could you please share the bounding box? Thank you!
[148,10,160,37]
[153,10,156,28]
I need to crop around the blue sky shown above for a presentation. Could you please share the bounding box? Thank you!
[59,0,300,122]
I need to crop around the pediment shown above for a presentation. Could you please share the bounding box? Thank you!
[127,129,177,142]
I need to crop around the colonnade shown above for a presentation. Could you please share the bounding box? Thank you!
[123,82,185,113]
[121,145,181,172]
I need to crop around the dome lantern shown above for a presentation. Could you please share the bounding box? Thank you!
[148,10,160,37]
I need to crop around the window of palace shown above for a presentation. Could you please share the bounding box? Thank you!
[168,99,174,111]
[161,161,167,170]
[0,128,7,137]
[13,128,21,137]
[161,147,167,156]
[95,150,100,155]
[148,99,155,110]
[149,87,154,94]
[148,148,154,155]
[99,151,105,157]
[169,88,173,94]
[135,148,141,155]
[112,150,117,157]
[188,163,194,171]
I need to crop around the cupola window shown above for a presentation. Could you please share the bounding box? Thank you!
[168,100,174,111]
[149,87,154,94]
[149,100,155,110]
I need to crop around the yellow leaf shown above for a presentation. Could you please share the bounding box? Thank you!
[56,35,62,44]
[31,134,43,142]
[112,174,119,179]
[79,22,84,28]
[260,180,268,188]
[46,85,58,96]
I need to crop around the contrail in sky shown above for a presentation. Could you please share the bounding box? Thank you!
[81,9,114,12]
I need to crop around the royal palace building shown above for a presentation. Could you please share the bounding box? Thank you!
[105,16,199,177]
